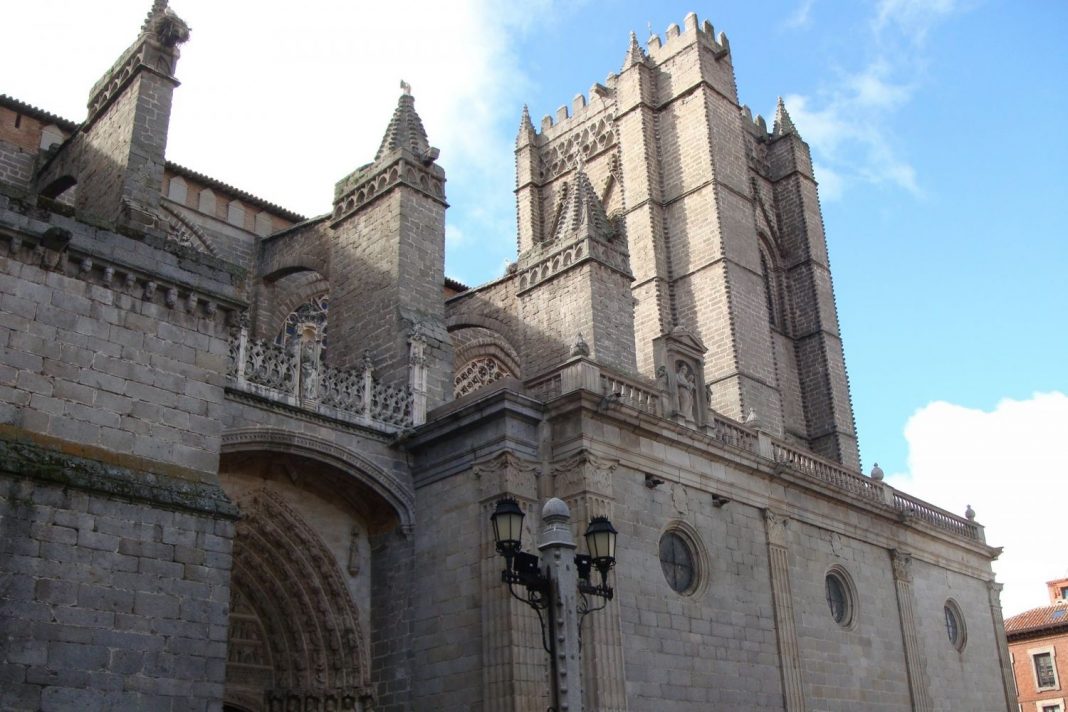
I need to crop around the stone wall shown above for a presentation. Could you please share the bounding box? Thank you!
[0,442,235,712]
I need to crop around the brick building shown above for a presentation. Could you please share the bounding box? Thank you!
[0,3,1017,710]
[1006,578,1068,712]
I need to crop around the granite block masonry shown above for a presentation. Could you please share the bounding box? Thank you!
[0,3,1015,711]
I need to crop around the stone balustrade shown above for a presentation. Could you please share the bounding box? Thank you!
[227,328,414,432]
[523,356,984,544]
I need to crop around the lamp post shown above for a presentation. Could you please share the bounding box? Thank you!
[490,496,618,711]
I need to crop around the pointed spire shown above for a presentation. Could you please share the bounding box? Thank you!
[773,97,797,137]
[141,0,168,32]
[553,164,614,243]
[516,104,536,147]
[622,31,646,70]
[375,88,438,164]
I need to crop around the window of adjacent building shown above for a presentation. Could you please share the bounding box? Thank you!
[825,567,856,628]
[659,531,695,594]
[1031,647,1059,691]
[1037,699,1065,712]
[944,599,967,651]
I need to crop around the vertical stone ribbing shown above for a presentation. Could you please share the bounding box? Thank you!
[890,550,933,712]
[476,454,547,712]
[986,582,1019,712]
[615,48,671,376]
[764,510,805,711]
[554,454,627,711]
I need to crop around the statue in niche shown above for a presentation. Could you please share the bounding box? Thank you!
[347,527,360,576]
[676,361,696,422]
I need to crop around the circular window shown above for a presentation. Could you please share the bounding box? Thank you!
[944,600,967,651]
[825,568,856,627]
[659,531,696,594]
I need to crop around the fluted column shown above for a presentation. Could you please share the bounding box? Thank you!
[890,550,932,712]
[764,510,805,711]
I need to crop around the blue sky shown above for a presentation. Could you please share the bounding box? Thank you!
[3,1,1065,614]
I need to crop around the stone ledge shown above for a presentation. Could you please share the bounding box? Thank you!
[0,434,238,519]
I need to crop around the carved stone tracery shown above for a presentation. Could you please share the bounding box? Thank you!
[454,355,513,397]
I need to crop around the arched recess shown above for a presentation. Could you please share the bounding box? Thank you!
[449,325,522,398]
[252,268,330,342]
[221,428,414,532]
[757,233,787,332]
[226,487,372,712]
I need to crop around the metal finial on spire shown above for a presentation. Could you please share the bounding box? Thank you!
[400,80,412,96]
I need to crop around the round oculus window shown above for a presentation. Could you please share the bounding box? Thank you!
[944,600,966,651]
[825,570,854,626]
[659,531,696,594]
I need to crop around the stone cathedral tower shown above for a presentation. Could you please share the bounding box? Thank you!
[515,17,857,467]
[0,6,1014,712]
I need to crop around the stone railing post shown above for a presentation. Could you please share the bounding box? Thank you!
[233,312,249,386]
[757,430,775,461]
[539,499,583,712]
[409,330,428,426]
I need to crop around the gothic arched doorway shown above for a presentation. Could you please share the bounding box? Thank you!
[224,487,372,712]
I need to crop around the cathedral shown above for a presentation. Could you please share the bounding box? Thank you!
[0,3,1017,710]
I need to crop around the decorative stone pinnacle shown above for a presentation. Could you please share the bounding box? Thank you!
[141,0,169,32]
[774,97,796,137]
[553,169,614,243]
[623,31,646,69]
[870,462,884,481]
[965,504,975,520]
[141,0,189,48]
[375,90,438,165]
[516,104,536,145]
[400,79,411,96]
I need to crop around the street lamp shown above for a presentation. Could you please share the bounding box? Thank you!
[490,497,619,710]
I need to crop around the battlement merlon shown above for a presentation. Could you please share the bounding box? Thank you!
[528,13,734,143]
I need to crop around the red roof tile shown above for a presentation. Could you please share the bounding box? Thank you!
[1006,603,1068,637]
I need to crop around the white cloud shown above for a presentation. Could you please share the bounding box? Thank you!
[783,88,921,199]
[0,0,560,270]
[885,392,1068,617]
[783,0,815,30]
[781,1,964,199]
[874,0,959,41]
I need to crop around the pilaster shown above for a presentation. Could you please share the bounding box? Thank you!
[763,510,805,711]
[986,581,1018,712]
[476,452,547,712]
[890,550,933,712]
[552,452,627,712]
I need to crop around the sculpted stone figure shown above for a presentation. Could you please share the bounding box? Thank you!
[676,361,696,421]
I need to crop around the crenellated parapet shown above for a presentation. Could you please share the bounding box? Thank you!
[643,13,730,65]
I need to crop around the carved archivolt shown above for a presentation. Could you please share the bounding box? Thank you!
[227,488,371,711]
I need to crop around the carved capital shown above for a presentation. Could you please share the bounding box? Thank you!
[891,549,913,582]
[473,451,540,501]
[764,509,789,548]
[987,580,1004,607]
[551,450,618,500]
